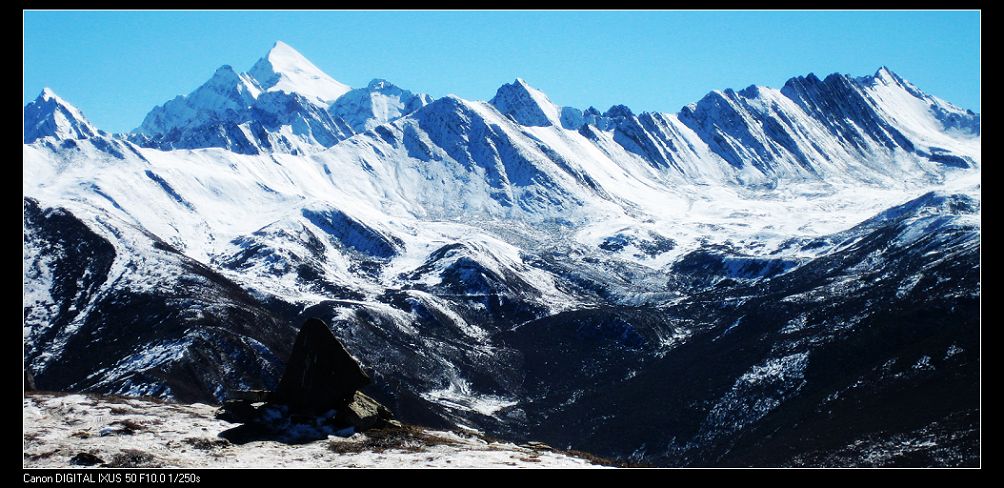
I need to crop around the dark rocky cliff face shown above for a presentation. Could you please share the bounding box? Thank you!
[23,198,298,403]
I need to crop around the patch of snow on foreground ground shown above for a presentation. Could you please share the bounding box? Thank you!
[23,393,604,468]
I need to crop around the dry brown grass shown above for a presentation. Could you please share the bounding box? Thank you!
[25,449,60,461]
[107,419,146,435]
[183,437,231,450]
[328,424,460,455]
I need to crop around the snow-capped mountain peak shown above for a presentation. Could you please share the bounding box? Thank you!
[38,87,59,102]
[859,66,929,100]
[367,79,395,91]
[874,65,898,81]
[489,78,563,127]
[23,87,99,143]
[857,66,981,138]
[870,66,916,89]
[328,78,433,132]
[248,40,351,106]
[135,65,261,137]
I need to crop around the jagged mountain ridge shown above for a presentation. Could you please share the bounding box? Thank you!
[23,41,980,466]
[115,41,979,184]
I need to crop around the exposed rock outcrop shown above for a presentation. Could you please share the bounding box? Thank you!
[216,318,392,442]
[273,318,371,414]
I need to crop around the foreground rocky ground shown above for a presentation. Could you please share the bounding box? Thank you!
[23,392,605,468]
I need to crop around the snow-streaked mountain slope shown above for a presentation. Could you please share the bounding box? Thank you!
[27,87,961,301]
[530,187,980,467]
[22,195,296,401]
[674,70,978,185]
[23,50,980,466]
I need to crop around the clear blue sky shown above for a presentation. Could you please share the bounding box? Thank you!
[24,10,980,133]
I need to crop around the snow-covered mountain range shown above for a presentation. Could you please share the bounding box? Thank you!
[23,41,980,466]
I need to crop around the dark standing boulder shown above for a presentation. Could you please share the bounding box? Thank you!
[217,318,395,443]
[272,318,370,414]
